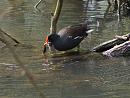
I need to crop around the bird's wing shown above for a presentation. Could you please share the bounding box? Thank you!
[68,35,84,40]
[65,26,87,37]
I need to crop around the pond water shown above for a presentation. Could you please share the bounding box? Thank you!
[0,0,130,98]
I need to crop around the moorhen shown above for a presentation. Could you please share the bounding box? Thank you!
[43,23,94,53]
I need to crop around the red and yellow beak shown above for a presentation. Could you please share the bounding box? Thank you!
[43,36,48,53]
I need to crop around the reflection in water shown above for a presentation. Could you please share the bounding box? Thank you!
[0,29,46,98]
[0,0,130,98]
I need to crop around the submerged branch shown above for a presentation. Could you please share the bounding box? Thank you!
[0,29,47,98]
[0,28,20,44]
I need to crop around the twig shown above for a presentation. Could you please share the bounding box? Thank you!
[50,0,63,34]
[34,0,47,12]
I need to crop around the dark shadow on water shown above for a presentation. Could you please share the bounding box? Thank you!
[42,49,106,72]
[47,50,105,61]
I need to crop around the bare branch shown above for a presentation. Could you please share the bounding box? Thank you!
[50,0,63,34]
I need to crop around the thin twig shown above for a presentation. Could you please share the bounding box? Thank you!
[34,0,47,12]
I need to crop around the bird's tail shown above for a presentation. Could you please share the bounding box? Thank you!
[81,22,95,34]
[86,29,94,34]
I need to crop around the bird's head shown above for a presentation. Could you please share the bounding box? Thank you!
[42,34,58,54]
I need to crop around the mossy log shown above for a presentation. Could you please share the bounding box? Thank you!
[92,34,130,52]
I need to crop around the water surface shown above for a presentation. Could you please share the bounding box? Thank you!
[0,0,130,98]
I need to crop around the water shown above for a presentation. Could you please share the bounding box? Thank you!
[0,0,130,98]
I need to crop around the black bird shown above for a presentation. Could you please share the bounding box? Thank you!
[43,23,94,53]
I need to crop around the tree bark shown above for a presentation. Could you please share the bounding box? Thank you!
[103,41,130,57]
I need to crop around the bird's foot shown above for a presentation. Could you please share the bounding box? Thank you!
[76,45,80,53]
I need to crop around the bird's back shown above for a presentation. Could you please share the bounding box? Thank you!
[58,23,89,38]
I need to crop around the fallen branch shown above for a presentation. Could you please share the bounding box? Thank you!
[92,34,130,52]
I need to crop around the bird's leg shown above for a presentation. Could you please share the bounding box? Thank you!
[48,44,56,53]
[77,45,80,52]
